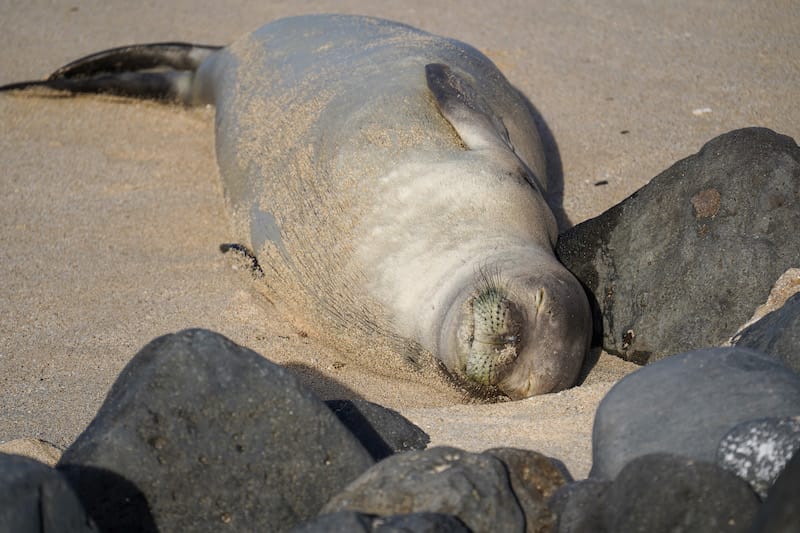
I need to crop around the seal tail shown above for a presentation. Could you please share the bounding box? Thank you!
[0,42,222,105]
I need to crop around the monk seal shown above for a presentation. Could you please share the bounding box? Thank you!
[1,15,591,399]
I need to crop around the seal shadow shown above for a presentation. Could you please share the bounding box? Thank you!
[515,87,607,380]
[512,87,571,231]
[575,346,604,386]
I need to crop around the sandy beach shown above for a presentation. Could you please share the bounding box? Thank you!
[1,0,798,478]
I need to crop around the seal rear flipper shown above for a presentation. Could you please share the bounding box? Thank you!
[0,42,222,105]
[48,42,221,80]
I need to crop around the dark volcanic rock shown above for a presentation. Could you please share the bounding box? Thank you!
[603,454,759,532]
[717,416,800,499]
[0,453,97,532]
[371,513,471,532]
[734,292,800,375]
[556,128,800,363]
[751,449,800,532]
[486,447,571,533]
[590,346,800,479]
[290,511,375,532]
[322,446,525,533]
[549,479,610,533]
[57,329,375,532]
[290,511,470,532]
[325,399,430,460]
[552,454,759,532]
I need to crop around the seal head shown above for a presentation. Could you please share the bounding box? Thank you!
[438,257,591,400]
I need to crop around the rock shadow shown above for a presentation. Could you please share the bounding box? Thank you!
[57,464,157,533]
[325,400,399,461]
[282,362,367,402]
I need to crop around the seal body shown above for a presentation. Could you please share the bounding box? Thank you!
[2,15,592,399]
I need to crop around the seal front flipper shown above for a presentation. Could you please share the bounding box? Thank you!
[425,63,513,151]
[220,243,264,278]
[0,43,221,104]
[425,63,545,193]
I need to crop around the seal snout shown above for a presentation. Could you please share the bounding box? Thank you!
[444,264,590,400]
[496,270,591,399]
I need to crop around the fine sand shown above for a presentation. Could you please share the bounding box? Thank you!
[1,1,798,478]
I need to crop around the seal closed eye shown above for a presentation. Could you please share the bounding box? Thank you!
[0,14,591,400]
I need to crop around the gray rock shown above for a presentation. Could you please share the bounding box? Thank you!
[751,448,800,533]
[290,511,375,532]
[717,416,800,499]
[556,127,800,363]
[734,293,800,375]
[590,346,800,479]
[486,447,571,533]
[552,454,761,533]
[290,511,470,532]
[549,479,610,533]
[0,453,98,533]
[370,513,470,532]
[325,399,430,460]
[57,329,375,532]
[322,446,525,533]
[604,454,759,533]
